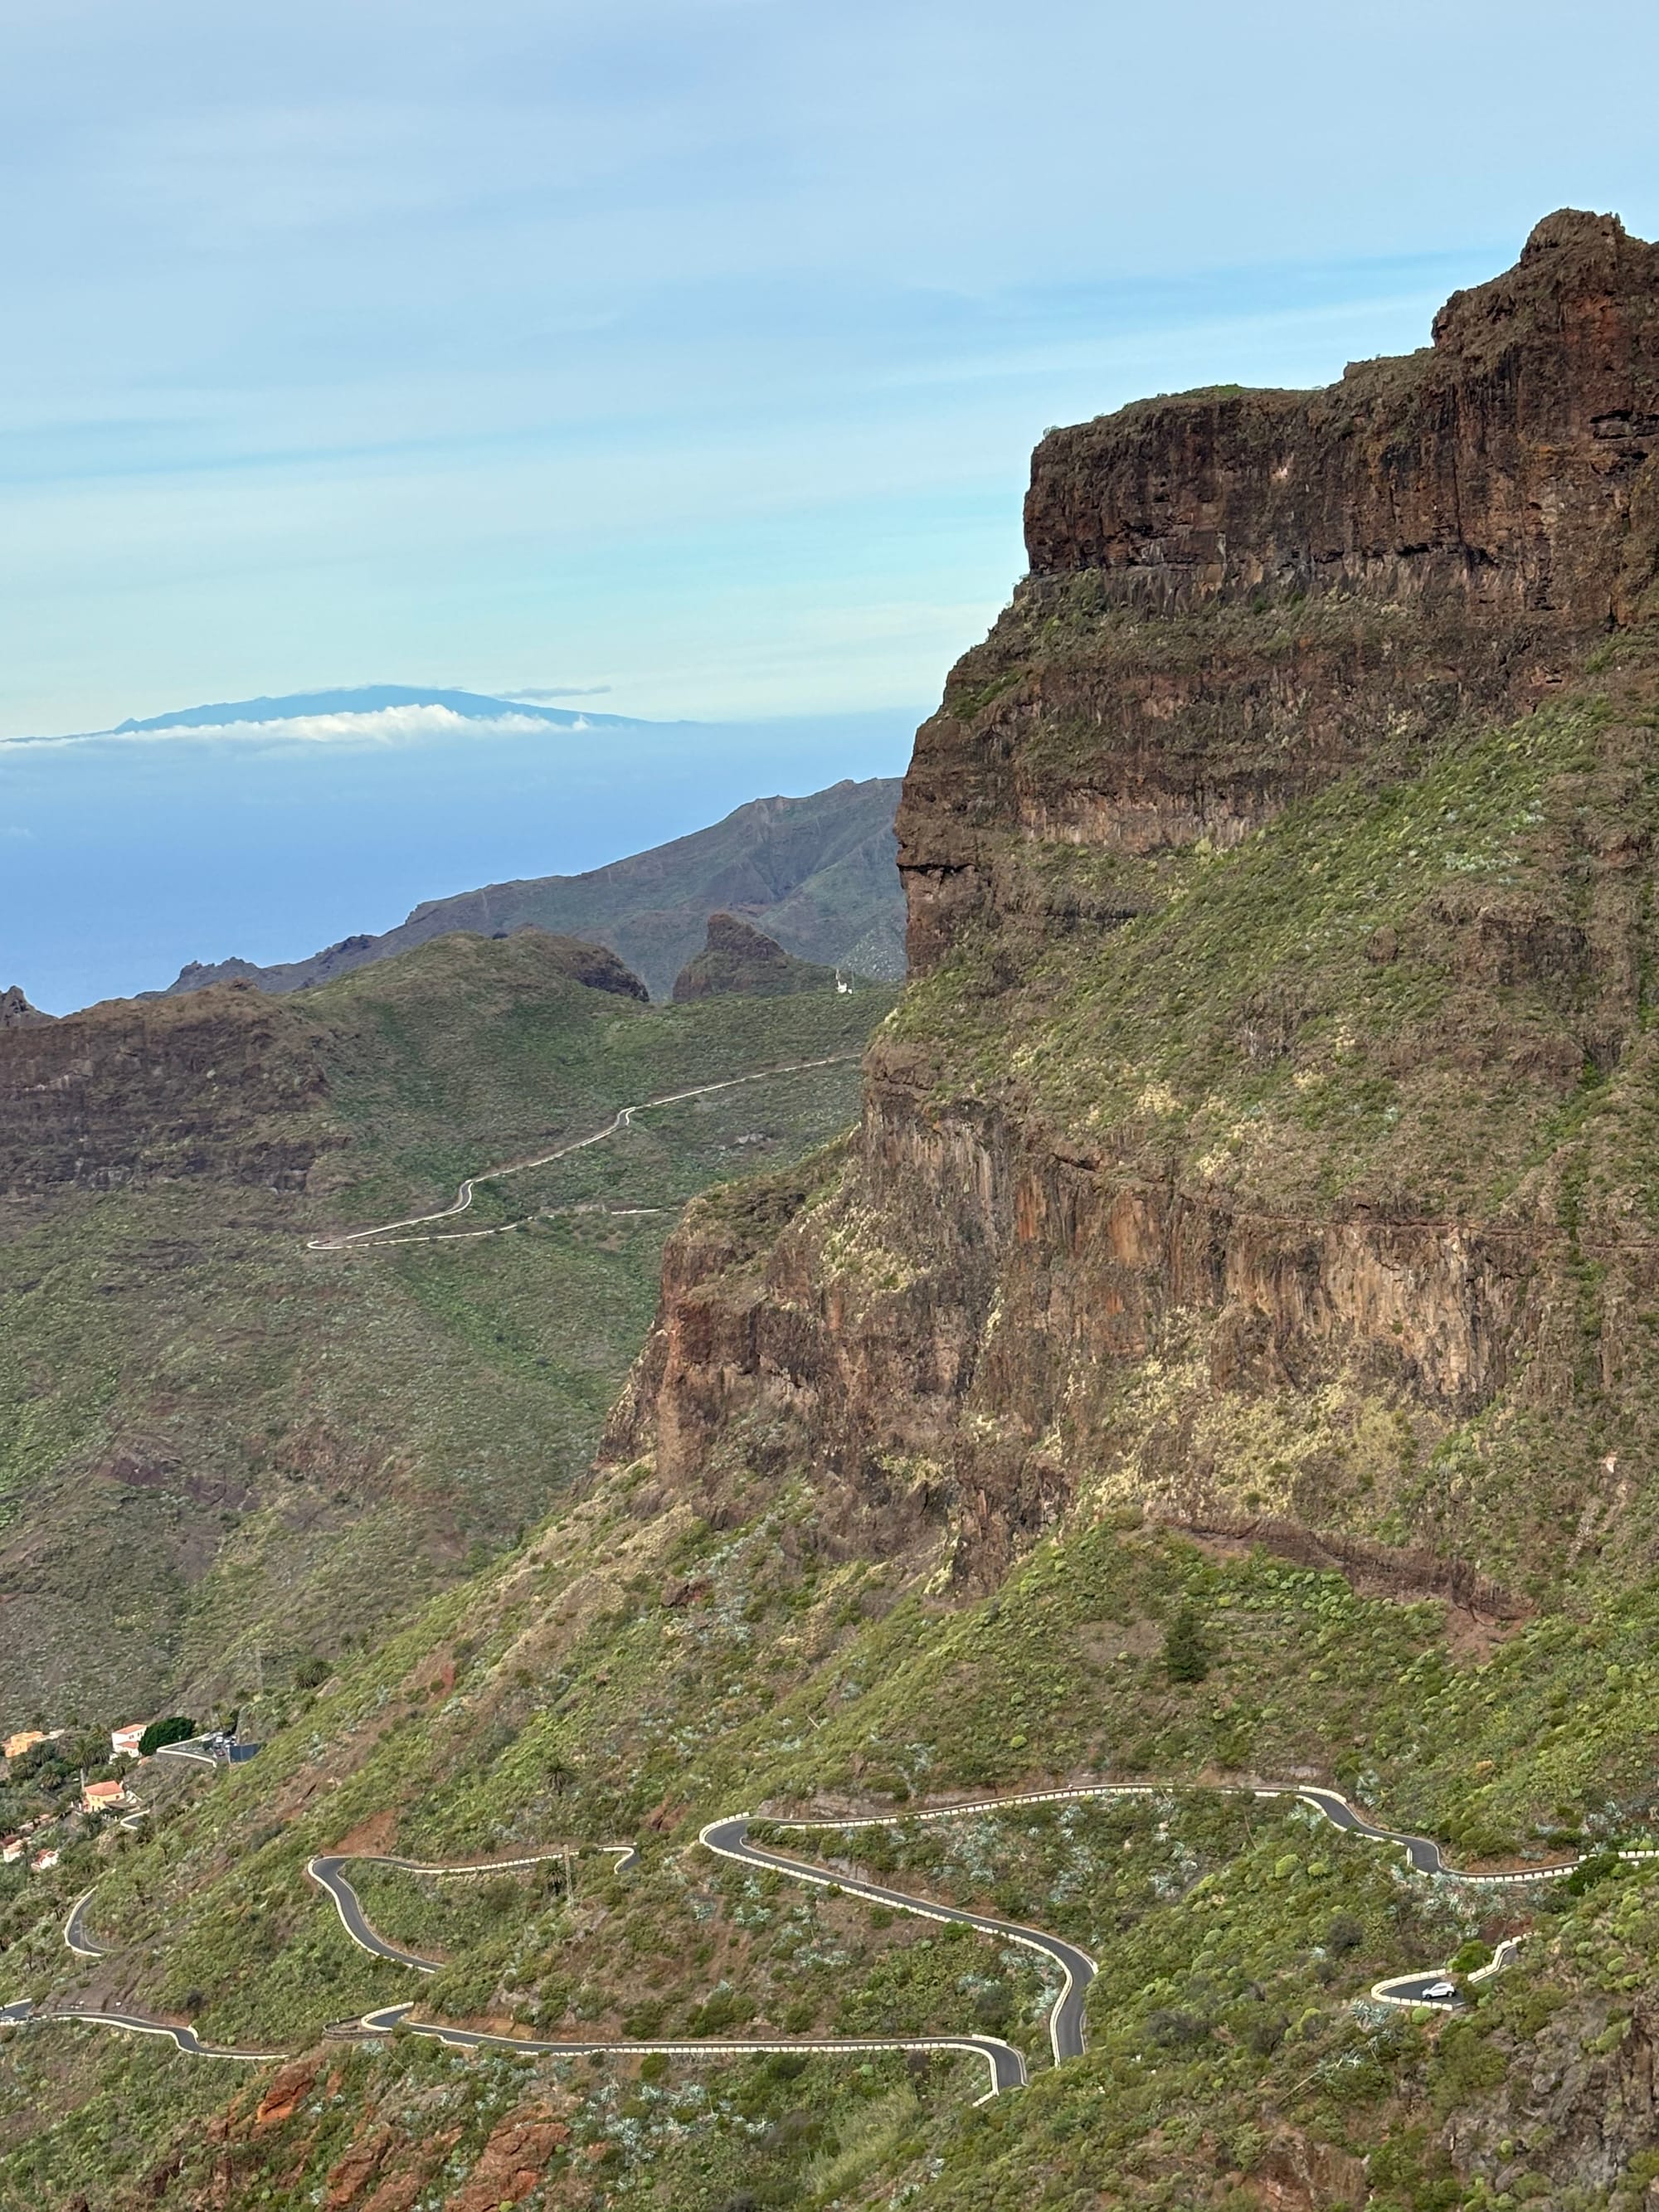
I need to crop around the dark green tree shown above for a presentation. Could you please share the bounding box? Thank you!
[1162,1602,1212,1685]
[137,1715,195,1757]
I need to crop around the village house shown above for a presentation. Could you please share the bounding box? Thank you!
[30,1848,59,1873]
[1,1837,22,1864]
[80,1779,129,1816]
[2,1729,47,1762]
[110,1723,148,1760]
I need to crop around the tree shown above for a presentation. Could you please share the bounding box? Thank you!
[1162,1603,1212,1685]
[138,1716,195,1757]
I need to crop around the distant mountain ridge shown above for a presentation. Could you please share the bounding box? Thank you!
[164,774,904,1002]
[114,682,648,733]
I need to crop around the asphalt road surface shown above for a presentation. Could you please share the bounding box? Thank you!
[306,1845,638,1974]
[347,2001,1023,2099]
[63,1890,114,1960]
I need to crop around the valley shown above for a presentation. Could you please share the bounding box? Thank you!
[3,207,1659,2212]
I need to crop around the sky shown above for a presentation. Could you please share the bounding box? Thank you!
[2,0,1657,1004]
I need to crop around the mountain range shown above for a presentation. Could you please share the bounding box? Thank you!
[160,771,903,1003]
[6,210,1659,2212]
[110,682,648,735]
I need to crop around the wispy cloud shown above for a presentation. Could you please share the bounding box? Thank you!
[505,685,614,700]
[4,0,1657,734]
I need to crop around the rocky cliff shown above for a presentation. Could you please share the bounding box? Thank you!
[0,982,334,1194]
[902,207,1659,972]
[0,984,52,1030]
[608,212,1659,1598]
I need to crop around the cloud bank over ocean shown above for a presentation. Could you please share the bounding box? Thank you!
[1,703,617,752]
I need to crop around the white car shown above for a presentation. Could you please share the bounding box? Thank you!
[1423,1980,1457,1999]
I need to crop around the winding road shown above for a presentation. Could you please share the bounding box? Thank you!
[341,2001,1024,2098]
[306,1055,862,1252]
[3,1774,1610,2093]
[305,1845,639,1974]
[701,1816,1094,2066]
[0,1997,285,2062]
[63,1889,113,1961]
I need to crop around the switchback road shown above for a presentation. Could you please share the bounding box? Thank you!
[2,1999,285,2062]
[306,1845,639,1973]
[63,1890,112,1960]
[700,1816,1095,2065]
[5,1772,1620,2089]
[342,2001,1023,2099]
[306,1054,862,1252]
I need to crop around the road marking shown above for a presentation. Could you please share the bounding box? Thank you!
[63,1892,110,1960]
[700,1818,1092,2069]
[307,1845,638,1973]
[37,2009,285,2062]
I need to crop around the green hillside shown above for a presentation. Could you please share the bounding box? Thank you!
[0,933,894,1725]
[7,216,1659,2212]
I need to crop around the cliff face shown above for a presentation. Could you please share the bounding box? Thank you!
[609,213,1659,1594]
[904,208,1659,972]
[0,986,51,1031]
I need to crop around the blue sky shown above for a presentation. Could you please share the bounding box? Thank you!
[7,0,1657,737]
[2,1,1657,1005]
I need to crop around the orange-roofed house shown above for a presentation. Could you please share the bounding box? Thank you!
[1,1837,22,1864]
[2,1730,46,1762]
[30,1848,59,1872]
[81,1780,128,1815]
[110,1723,147,1760]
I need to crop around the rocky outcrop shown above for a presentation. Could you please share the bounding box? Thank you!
[609,214,1659,1594]
[492,930,649,1002]
[0,986,51,1030]
[670,914,838,1001]
[0,983,335,1193]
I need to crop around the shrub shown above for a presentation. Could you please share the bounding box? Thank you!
[1564,1851,1622,1896]
[1148,2005,1213,2049]
[292,1657,331,1690]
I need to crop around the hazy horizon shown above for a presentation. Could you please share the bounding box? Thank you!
[1,702,917,1014]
